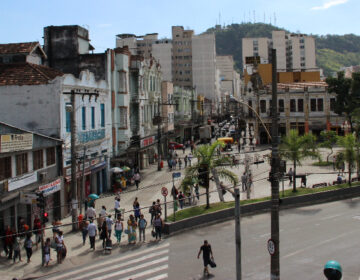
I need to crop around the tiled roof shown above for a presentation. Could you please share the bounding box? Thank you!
[0,63,64,86]
[0,42,39,54]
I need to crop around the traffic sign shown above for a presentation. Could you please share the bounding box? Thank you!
[267,239,276,255]
[172,172,181,178]
[161,187,168,197]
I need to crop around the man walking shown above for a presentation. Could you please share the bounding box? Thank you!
[133,172,141,190]
[88,220,97,250]
[138,214,147,242]
[106,215,114,238]
[241,173,247,192]
[197,240,214,276]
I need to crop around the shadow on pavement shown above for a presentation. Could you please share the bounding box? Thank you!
[281,207,322,216]
[342,197,360,208]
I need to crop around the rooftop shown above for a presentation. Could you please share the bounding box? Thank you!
[0,63,63,86]
[0,42,40,55]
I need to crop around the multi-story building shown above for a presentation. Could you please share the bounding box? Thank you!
[242,31,317,72]
[0,56,111,215]
[242,82,345,144]
[0,122,63,230]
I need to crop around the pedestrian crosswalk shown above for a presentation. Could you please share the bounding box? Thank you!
[40,242,170,280]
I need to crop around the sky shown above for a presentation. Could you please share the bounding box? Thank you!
[0,0,358,52]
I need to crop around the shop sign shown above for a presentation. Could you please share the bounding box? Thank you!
[0,133,33,153]
[20,192,38,205]
[8,171,37,192]
[141,136,155,148]
[39,178,61,196]
[77,129,105,143]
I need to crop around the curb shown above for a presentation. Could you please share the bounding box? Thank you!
[163,185,360,235]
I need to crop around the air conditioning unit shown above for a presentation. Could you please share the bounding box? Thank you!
[39,172,47,182]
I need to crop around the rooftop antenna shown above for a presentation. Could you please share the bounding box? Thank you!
[274,13,277,26]
[243,12,246,23]
[253,10,256,23]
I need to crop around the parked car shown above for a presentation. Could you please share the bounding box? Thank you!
[169,141,184,149]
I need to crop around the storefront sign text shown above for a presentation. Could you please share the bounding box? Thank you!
[39,178,61,196]
[141,136,155,148]
[8,171,37,192]
[0,133,33,153]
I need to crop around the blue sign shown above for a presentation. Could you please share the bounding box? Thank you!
[172,172,181,178]
[78,129,105,143]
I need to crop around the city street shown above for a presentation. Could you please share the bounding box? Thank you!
[32,198,360,280]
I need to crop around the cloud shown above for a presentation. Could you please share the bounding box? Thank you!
[311,0,348,10]
[98,23,112,28]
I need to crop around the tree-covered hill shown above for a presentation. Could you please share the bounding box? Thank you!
[206,23,360,77]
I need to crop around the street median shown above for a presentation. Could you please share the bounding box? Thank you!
[163,184,360,235]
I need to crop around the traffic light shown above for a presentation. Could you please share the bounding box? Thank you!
[36,192,45,209]
[43,212,49,223]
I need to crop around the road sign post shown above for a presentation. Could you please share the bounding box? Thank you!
[161,187,168,222]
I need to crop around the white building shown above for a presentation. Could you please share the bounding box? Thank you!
[242,31,317,72]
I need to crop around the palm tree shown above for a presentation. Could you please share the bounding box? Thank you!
[182,141,238,208]
[337,133,356,185]
[280,130,318,192]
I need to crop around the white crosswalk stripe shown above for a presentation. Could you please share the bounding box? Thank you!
[41,242,170,280]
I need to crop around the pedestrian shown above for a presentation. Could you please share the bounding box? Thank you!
[188,153,192,166]
[241,173,247,192]
[138,214,148,242]
[178,191,185,209]
[156,199,162,216]
[287,168,293,185]
[178,158,182,169]
[98,206,107,235]
[301,175,307,187]
[153,214,163,241]
[171,185,178,200]
[12,235,22,264]
[175,152,178,159]
[88,219,97,250]
[24,233,33,263]
[33,215,42,250]
[127,215,137,244]
[197,240,215,276]
[82,220,89,246]
[184,155,188,168]
[100,220,108,249]
[191,143,194,153]
[182,145,186,154]
[86,205,96,221]
[4,225,14,259]
[133,197,141,222]
[237,141,241,153]
[55,230,64,264]
[133,172,141,190]
[149,201,157,224]
[52,219,61,239]
[114,197,121,219]
[43,238,51,266]
[106,214,114,238]
[337,173,343,184]
[114,216,123,244]
[194,184,200,200]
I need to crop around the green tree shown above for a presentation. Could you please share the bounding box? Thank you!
[326,72,360,130]
[280,130,318,192]
[319,130,338,162]
[182,141,238,208]
[337,134,357,185]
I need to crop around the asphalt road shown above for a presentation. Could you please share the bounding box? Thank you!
[168,198,360,280]
[36,198,360,280]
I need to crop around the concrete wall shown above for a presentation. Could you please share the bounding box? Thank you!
[152,43,172,82]
[0,78,62,138]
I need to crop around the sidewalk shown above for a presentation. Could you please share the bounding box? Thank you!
[0,146,345,280]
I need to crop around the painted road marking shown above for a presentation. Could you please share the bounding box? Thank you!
[44,242,169,280]
[118,265,169,280]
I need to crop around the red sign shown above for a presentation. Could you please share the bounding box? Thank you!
[161,187,168,197]
[141,136,155,148]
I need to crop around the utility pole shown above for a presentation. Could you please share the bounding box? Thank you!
[235,188,242,279]
[80,146,86,214]
[270,49,280,279]
[157,101,162,171]
[70,90,78,231]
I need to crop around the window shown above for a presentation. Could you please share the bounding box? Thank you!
[100,104,105,127]
[82,107,86,130]
[65,102,71,132]
[0,156,11,180]
[260,100,266,113]
[91,107,95,129]
[300,63,306,67]
[278,99,284,112]
[46,147,56,166]
[33,150,44,170]
[330,98,336,111]
[16,153,28,176]
[119,107,127,128]
[310,99,317,112]
[119,71,127,93]
[300,45,305,49]
[298,99,304,112]
[317,98,324,111]
[290,99,296,112]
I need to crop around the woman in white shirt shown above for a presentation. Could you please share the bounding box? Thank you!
[114,216,123,244]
